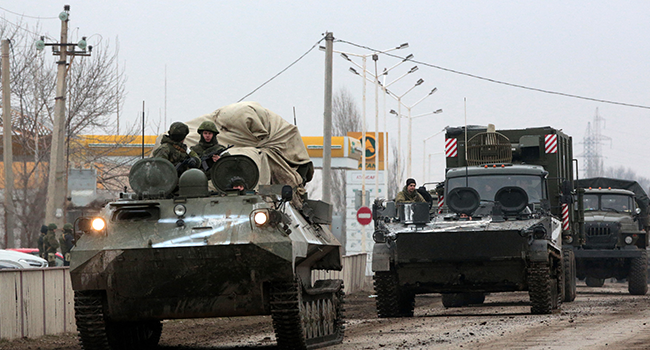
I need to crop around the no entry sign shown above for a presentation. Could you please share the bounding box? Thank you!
[357,206,372,225]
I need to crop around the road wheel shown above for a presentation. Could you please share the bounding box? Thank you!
[528,262,557,314]
[441,293,466,308]
[585,276,605,287]
[628,250,648,295]
[271,278,345,349]
[563,249,577,302]
[374,270,414,317]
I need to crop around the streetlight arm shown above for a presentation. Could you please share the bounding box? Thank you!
[410,87,438,109]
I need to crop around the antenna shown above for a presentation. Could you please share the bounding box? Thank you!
[464,97,469,187]
[293,106,297,126]
[142,101,145,159]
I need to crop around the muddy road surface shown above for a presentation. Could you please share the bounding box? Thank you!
[3,281,650,350]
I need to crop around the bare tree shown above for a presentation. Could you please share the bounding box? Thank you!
[331,88,361,214]
[1,20,128,247]
[387,143,404,200]
[602,165,650,191]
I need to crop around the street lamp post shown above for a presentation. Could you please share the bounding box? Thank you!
[392,107,443,180]
[405,88,440,179]
[339,43,409,204]
[422,129,446,181]
[387,76,423,184]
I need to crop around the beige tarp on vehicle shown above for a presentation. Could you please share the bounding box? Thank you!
[182,101,314,189]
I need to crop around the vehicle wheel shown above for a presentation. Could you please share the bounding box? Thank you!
[374,270,415,317]
[106,320,162,350]
[585,276,605,287]
[528,262,557,314]
[271,278,344,349]
[563,249,577,302]
[441,293,466,308]
[628,250,648,295]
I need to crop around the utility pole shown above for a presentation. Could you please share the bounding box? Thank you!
[322,32,333,204]
[38,5,91,228]
[2,39,15,248]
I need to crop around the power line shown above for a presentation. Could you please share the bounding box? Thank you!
[0,6,58,20]
[336,39,650,110]
[238,36,326,102]
[0,17,48,38]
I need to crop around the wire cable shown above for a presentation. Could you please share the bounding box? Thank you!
[238,36,326,102]
[0,17,46,38]
[0,6,58,20]
[336,39,650,110]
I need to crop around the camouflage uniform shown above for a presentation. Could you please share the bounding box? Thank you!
[59,223,75,266]
[44,223,60,267]
[191,121,228,178]
[395,185,426,203]
[37,224,48,259]
[153,122,200,174]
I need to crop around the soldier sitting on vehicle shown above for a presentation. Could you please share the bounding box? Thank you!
[153,121,201,176]
[396,178,426,203]
[190,121,230,178]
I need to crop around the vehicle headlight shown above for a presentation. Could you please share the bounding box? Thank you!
[91,218,106,231]
[174,204,186,217]
[254,211,269,226]
[564,235,574,244]
[373,230,386,243]
[625,236,633,245]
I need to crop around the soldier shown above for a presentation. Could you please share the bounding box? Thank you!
[43,223,60,267]
[395,178,426,203]
[153,121,201,175]
[37,224,48,259]
[190,121,228,177]
[59,223,75,266]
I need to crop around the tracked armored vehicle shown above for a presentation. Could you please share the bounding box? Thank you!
[70,102,344,350]
[372,125,580,315]
[574,177,649,294]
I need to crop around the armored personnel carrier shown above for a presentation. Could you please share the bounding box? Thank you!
[70,102,345,350]
[372,125,579,315]
[574,177,649,294]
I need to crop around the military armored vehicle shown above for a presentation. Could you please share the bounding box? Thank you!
[70,102,344,350]
[372,125,580,315]
[574,177,649,294]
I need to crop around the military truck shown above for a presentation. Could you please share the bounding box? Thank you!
[69,102,345,350]
[372,125,580,315]
[573,177,649,294]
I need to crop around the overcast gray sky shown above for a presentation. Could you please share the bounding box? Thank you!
[4,1,650,185]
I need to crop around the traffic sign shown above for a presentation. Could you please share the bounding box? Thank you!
[356,206,372,225]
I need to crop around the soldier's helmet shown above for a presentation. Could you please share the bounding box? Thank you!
[197,121,219,135]
[63,223,73,232]
[48,223,57,230]
[168,122,190,142]
[40,225,48,234]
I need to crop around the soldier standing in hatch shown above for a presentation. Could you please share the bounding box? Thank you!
[153,121,201,175]
[43,223,60,267]
[396,178,426,203]
[190,121,228,178]
[59,223,75,266]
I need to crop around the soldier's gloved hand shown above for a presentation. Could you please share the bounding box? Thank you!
[187,157,198,168]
